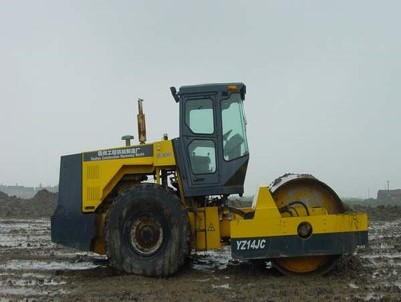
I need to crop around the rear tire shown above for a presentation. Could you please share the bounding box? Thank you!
[105,183,191,277]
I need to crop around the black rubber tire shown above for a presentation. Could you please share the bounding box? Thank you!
[105,183,191,277]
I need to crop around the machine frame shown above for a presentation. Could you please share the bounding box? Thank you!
[51,82,368,276]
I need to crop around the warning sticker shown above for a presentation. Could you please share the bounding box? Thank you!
[207,223,215,231]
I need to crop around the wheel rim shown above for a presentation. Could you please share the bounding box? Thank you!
[271,174,344,274]
[130,215,164,256]
[274,255,340,274]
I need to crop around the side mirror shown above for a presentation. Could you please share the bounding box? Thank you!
[170,86,179,103]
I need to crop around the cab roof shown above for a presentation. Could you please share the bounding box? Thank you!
[178,82,245,95]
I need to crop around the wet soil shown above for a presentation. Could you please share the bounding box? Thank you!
[0,191,400,301]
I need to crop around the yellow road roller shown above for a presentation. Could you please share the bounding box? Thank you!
[51,83,368,276]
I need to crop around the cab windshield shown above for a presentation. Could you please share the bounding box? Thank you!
[221,94,249,161]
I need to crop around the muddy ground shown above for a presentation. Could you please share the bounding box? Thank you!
[0,191,400,301]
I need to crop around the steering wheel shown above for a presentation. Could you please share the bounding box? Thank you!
[224,133,245,160]
[223,130,232,142]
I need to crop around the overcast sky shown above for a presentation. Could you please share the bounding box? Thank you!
[1,1,400,198]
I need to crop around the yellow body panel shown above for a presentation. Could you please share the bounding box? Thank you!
[92,212,106,254]
[231,213,367,238]
[219,217,231,238]
[82,140,176,212]
[188,207,221,251]
[230,186,368,239]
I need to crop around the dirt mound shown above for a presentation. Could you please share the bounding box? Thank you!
[351,204,401,221]
[0,191,8,199]
[0,189,57,218]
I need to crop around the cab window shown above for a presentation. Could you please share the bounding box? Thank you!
[188,140,216,174]
[185,98,214,134]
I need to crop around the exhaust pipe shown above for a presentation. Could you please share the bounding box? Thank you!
[137,98,147,144]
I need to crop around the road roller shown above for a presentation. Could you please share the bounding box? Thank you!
[51,82,368,277]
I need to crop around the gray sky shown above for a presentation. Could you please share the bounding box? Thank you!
[1,1,400,198]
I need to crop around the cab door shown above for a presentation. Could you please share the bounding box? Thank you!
[179,96,221,190]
